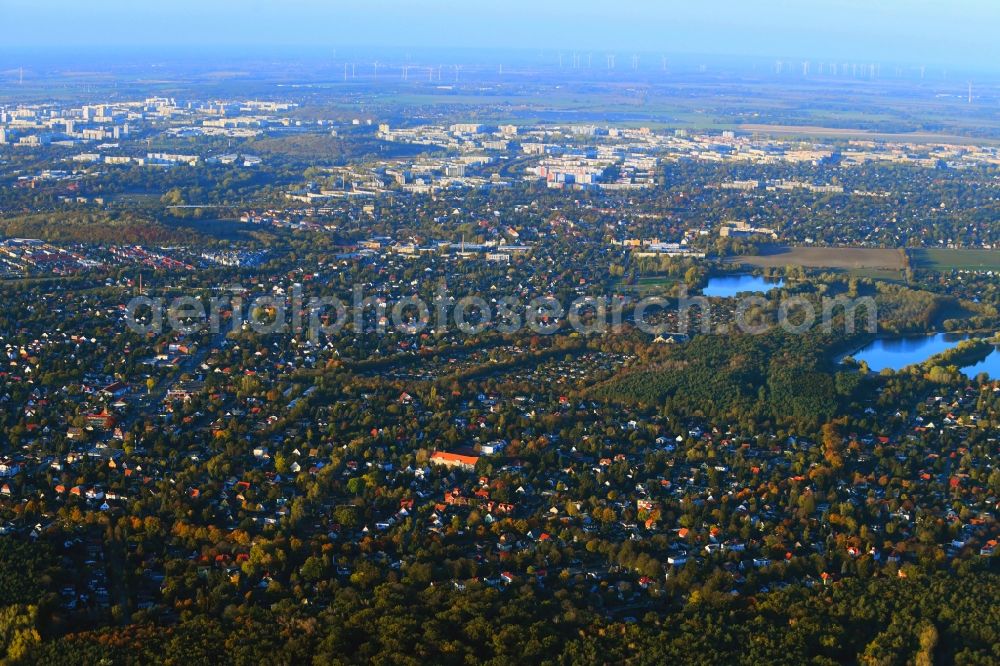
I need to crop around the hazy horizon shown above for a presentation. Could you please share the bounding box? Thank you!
[4,1,1000,72]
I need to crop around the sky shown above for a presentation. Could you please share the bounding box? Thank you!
[3,1,1000,70]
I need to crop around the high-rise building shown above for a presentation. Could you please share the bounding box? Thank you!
[0,128,7,145]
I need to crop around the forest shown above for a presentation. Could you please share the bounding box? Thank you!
[10,567,998,665]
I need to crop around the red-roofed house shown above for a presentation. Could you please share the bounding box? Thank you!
[430,451,480,471]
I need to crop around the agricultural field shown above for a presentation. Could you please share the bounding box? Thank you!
[725,245,907,271]
[910,248,1000,271]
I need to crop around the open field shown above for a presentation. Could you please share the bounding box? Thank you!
[733,124,1000,145]
[836,268,906,282]
[725,245,907,271]
[617,275,680,296]
[911,248,1000,271]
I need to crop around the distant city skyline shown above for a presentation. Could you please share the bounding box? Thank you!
[4,1,1000,72]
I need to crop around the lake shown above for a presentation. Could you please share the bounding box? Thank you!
[961,345,1000,379]
[849,333,1000,378]
[702,275,784,298]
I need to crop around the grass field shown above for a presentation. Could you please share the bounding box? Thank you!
[838,268,906,282]
[619,275,680,296]
[911,248,1000,271]
[725,246,907,271]
[732,124,1000,145]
